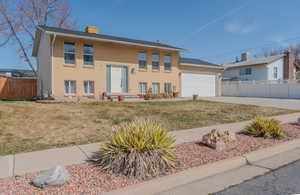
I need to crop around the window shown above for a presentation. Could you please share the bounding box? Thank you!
[84,80,95,94]
[152,83,160,94]
[164,55,171,71]
[64,80,76,94]
[139,82,147,95]
[164,83,172,94]
[274,67,278,79]
[83,44,94,65]
[152,53,159,70]
[138,52,147,69]
[239,68,252,75]
[64,42,75,64]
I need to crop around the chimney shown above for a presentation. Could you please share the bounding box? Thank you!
[241,52,251,61]
[85,26,99,34]
[283,51,295,80]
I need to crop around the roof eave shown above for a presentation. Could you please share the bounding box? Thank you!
[180,63,224,69]
[44,30,187,52]
[225,63,268,70]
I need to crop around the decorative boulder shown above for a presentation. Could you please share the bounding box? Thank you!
[202,129,237,151]
[32,166,70,189]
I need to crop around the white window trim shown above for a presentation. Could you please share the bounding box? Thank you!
[152,53,160,70]
[152,82,160,94]
[139,52,147,69]
[164,54,172,71]
[84,80,95,94]
[64,80,76,95]
[139,82,147,95]
[83,44,94,66]
[64,42,76,65]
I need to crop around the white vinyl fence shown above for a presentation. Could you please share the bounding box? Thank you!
[222,80,300,99]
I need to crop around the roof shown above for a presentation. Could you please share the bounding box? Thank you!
[33,26,186,56]
[180,57,223,69]
[224,54,284,69]
[0,68,33,73]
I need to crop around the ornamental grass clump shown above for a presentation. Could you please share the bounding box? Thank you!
[244,117,284,139]
[98,119,177,180]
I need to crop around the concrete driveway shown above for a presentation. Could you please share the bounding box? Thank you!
[203,97,300,110]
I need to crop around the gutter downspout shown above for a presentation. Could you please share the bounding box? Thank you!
[51,34,56,97]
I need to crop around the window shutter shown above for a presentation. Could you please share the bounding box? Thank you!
[106,65,111,93]
[122,66,128,93]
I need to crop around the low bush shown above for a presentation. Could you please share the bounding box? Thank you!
[244,117,284,139]
[144,93,173,100]
[97,119,177,180]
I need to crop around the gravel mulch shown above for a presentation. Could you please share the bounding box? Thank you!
[1,123,299,195]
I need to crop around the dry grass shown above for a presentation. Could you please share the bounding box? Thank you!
[0,100,296,155]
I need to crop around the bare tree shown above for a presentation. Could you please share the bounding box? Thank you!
[0,0,76,75]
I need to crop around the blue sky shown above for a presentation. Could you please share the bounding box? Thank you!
[1,0,300,69]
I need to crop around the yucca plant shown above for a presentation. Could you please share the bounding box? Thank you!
[97,119,177,180]
[244,117,284,139]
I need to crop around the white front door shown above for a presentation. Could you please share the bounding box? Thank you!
[181,72,216,97]
[111,66,123,93]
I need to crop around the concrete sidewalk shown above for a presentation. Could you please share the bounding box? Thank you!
[203,96,300,111]
[0,112,299,178]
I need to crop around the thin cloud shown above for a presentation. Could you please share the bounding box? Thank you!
[271,36,290,48]
[224,21,256,34]
[177,3,249,45]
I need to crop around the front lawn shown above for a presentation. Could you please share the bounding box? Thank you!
[0,100,296,155]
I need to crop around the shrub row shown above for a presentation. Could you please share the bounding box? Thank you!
[98,117,285,180]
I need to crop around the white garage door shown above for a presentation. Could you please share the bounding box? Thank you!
[181,72,216,97]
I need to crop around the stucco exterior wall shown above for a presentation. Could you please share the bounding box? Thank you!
[36,33,52,97]
[52,36,181,97]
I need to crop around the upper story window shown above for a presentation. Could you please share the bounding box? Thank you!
[64,42,75,64]
[64,80,76,94]
[239,68,252,75]
[164,55,171,71]
[152,53,159,70]
[83,44,94,65]
[139,52,147,69]
[84,80,95,94]
[274,67,278,79]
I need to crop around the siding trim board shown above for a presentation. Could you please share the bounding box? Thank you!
[44,32,184,53]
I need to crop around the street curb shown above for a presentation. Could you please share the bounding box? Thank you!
[104,138,300,195]
[103,156,246,195]
[244,138,300,163]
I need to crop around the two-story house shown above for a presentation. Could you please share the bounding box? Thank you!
[222,52,297,81]
[32,26,223,99]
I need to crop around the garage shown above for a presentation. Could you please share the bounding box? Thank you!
[181,72,216,97]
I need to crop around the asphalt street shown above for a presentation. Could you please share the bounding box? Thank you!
[215,160,300,195]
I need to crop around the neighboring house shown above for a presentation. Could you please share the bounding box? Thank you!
[32,25,223,98]
[222,52,297,81]
[0,69,35,78]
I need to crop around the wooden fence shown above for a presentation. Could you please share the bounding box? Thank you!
[0,77,37,99]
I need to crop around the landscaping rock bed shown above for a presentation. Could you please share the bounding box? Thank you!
[1,123,300,194]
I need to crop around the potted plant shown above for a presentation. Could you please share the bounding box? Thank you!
[192,94,199,100]
[172,86,179,98]
[118,95,125,102]
[144,93,152,100]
